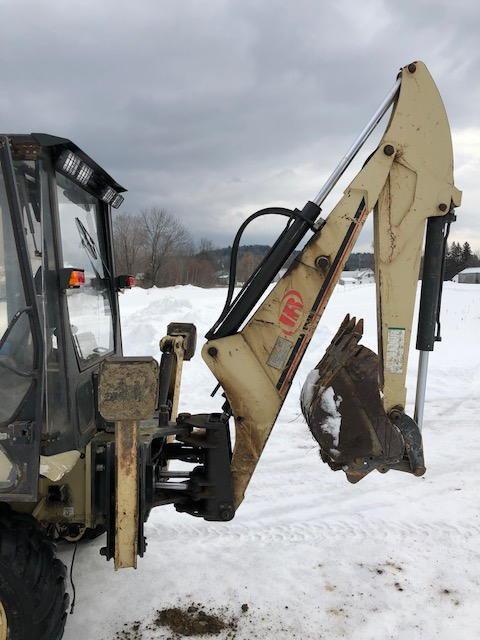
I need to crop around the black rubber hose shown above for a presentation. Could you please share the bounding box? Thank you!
[207,207,313,337]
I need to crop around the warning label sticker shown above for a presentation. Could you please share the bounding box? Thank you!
[267,336,293,370]
[385,327,405,374]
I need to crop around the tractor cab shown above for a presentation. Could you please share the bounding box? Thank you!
[0,133,127,501]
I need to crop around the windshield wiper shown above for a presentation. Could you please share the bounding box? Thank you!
[75,218,98,259]
[74,217,112,281]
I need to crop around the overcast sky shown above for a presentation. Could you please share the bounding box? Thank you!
[1,0,478,250]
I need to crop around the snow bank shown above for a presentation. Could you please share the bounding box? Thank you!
[62,282,480,640]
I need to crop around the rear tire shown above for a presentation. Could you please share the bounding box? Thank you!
[0,505,69,640]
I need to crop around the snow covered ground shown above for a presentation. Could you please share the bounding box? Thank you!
[62,282,480,640]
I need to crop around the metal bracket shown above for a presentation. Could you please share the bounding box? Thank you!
[154,413,235,522]
[1,421,33,444]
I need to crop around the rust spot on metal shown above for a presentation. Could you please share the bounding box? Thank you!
[253,319,276,327]
[119,425,136,476]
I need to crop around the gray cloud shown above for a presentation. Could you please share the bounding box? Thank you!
[0,0,478,248]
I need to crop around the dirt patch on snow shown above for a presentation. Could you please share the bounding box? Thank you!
[111,601,297,639]
[114,620,143,640]
[151,604,237,637]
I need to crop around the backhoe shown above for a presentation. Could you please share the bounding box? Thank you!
[0,61,461,639]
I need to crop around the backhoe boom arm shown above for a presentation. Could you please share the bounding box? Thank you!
[202,61,461,508]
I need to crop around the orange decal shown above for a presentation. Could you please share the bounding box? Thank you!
[279,289,304,336]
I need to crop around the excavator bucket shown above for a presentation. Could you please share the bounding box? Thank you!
[301,315,426,483]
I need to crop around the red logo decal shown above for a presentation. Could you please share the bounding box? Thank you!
[279,289,304,336]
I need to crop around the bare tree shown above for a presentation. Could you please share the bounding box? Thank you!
[112,207,223,288]
[140,207,192,286]
[187,256,218,287]
[197,238,214,255]
[112,212,145,275]
[187,238,217,286]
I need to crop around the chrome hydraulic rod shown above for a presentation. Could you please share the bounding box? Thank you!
[414,351,429,430]
[312,77,401,209]
[155,482,189,491]
[208,76,402,340]
[414,213,454,430]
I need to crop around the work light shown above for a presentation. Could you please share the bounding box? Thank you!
[111,194,124,209]
[77,163,93,185]
[101,186,116,203]
[57,150,93,187]
[59,150,81,176]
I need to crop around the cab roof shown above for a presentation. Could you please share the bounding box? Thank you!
[5,132,126,196]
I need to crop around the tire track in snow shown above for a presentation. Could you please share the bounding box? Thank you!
[431,370,480,420]
[147,518,480,545]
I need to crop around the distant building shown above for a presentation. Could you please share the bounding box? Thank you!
[340,268,374,285]
[453,267,480,284]
[216,273,229,286]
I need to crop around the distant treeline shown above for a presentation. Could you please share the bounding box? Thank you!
[444,241,479,280]
[113,208,270,288]
[342,243,479,280]
[113,209,478,287]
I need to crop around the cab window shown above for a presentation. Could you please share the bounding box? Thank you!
[56,172,113,363]
[0,166,35,424]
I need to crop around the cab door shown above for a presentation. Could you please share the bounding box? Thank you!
[0,136,44,501]
[52,170,118,446]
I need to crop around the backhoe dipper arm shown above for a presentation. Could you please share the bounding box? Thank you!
[202,62,461,508]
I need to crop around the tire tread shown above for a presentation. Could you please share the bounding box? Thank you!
[0,504,69,640]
